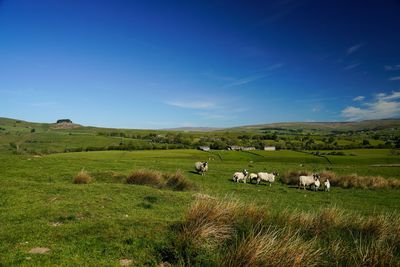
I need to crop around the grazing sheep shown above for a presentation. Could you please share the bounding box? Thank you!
[194,161,208,175]
[324,179,330,192]
[299,174,320,190]
[233,170,248,183]
[248,173,258,183]
[256,172,278,186]
[313,178,321,191]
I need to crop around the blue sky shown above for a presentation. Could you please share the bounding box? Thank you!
[1,0,400,128]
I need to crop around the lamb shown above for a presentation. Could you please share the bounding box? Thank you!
[233,170,248,183]
[299,174,320,190]
[248,173,258,184]
[324,179,330,192]
[256,172,278,186]
[313,178,321,191]
[194,161,208,175]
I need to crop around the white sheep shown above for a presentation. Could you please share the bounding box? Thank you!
[299,174,320,190]
[194,161,208,175]
[324,179,330,192]
[313,178,321,191]
[233,170,248,183]
[248,173,258,184]
[256,172,278,186]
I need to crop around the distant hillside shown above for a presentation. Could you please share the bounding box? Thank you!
[1,117,399,154]
[1,117,400,133]
[226,119,400,132]
[162,127,222,132]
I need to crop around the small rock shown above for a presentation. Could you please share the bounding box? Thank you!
[49,222,62,227]
[119,259,133,266]
[29,247,50,254]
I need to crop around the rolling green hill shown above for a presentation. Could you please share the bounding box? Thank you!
[1,117,399,155]
[227,119,400,132]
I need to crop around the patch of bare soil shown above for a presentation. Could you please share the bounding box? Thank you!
[51,122,81,129]
[29,247,50,254]
[119,259,133,266]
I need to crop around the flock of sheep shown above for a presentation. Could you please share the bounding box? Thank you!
[195,161,331,192]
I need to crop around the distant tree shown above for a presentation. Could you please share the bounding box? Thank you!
[394,137,400,148]
[30,128,35,133]
[362,139,370,146]
[210,140,227,150]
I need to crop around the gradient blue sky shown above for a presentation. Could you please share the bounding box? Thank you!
[1,0,400,128]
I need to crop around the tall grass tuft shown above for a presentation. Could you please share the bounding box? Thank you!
[281,169,400,190]
[165,197,400,266]
[126,169,163,187]
[221,228,321,267]
[281,170,310,185]
[164,170,194,191]
[328,173,400,189]
[126,169,194,191]
[73,169,92,184]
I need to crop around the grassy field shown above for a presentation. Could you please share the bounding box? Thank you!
[1,148,400,265]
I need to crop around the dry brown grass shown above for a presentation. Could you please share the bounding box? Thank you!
[281,170,311,185]
[221,228,321,267]
[164,170,194,191]
[351,236,398,267]
[73,169,92,184]
[168,198,400,266]
[126,169,194,191]
[177,198,239,250]
[328,173,400,189]
[282,169,400,190]
[126,169,163,187]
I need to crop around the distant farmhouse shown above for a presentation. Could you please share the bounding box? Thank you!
[227,146,256,151]
[264,146,276,151]
[57,119,72,124]
[198,146,210,151]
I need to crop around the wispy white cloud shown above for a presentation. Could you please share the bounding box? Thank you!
[165,100,217,110]
[263,63,284,71]
[341,91,400,120]
[353,96,365,101]
[385,65,400,71]
[389,76,400,81]
[258,0,306,25]
[312,106,321,113]
[346,43,365,55]
[205,63,282,89]
[344,62,361,70]
[222,74,270,88]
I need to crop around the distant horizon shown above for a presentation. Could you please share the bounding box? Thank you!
[1,0,400,128]
[2,116,400,130]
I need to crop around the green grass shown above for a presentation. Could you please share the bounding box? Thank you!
[0,149,399,265]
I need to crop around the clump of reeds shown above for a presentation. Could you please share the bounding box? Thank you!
[126,169,163,187]
[73,169,92,184]
[220,228,321,267]
[281,170,311,185]
[164,170,195,191]
[164,197,400,266]
[281,169,400,190]
[126,169,194,191]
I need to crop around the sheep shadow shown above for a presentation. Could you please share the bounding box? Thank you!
[227,178,269,186]
[288,184,321,191]
[189,171,201,175]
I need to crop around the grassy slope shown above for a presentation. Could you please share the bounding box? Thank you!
[1,149,400,265]
[228,119,400,132]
